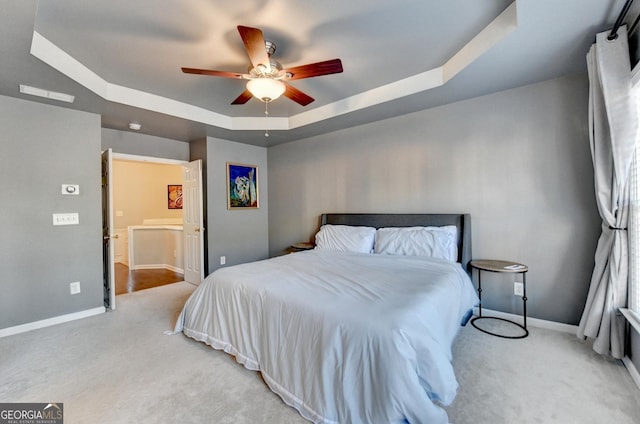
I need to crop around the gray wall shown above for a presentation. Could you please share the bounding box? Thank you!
[267,74,601,325]
[102,128,190,161]
[0,101,269,330]
[0,95,103,329]
[192,137,269,274]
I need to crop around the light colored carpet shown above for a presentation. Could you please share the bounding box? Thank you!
[447,319,640,424]
[1,282,639,424]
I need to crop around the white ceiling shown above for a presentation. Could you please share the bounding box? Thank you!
[0,0,628,146]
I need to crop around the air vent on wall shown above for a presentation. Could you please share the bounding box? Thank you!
[19,84,75,103]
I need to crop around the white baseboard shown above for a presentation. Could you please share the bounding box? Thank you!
[622,356,640,391]
[130,264,184,273]
[0,307,106,338]
[164,264,183,273]
[473,307,579,334]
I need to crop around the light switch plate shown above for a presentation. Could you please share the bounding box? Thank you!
[53,213,79,226]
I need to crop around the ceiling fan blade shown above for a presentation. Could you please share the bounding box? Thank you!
[231,89,253,105]
[285,59,343,80]
[182,67,243,79]
[284,84,314,106]
[237,25,270,70]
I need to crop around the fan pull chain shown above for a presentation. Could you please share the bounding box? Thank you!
[264,100,270,137]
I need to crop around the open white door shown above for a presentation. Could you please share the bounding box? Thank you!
[101,148,116,309]
[183,159,204,285]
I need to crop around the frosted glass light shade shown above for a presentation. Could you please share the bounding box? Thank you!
[246,78,286,102]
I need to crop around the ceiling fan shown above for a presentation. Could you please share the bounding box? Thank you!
[182,25,343,106]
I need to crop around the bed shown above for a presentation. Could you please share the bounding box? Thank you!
[174,213,478,424]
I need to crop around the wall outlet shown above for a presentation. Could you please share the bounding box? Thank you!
[70,281,81,295]
[513,282,524,296]
[220,256,226,265]
[173,249,177,258]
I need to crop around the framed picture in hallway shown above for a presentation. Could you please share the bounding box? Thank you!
[227,162,259,209]
[168,184,183,209]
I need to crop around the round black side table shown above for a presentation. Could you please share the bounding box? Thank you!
[470,259,529,339]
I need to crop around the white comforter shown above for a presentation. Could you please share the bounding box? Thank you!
[174,250,478,424]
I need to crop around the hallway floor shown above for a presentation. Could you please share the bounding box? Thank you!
[115,263,184,295]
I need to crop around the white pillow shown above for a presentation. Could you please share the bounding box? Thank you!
[374,226,458,261]
[314,224,376,253]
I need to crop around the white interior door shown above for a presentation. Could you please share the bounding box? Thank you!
[101,148,116,309]
[183,160,204,285]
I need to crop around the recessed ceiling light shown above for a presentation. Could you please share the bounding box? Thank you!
[129,122,142,131]
[19,84,75,103]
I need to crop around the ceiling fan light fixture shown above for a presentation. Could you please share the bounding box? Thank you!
[182,26,342,106]
[246,78,286,102]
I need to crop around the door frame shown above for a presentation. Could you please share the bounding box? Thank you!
[102,149,115,309]
[104,152,203,308]
[113,152,188,166]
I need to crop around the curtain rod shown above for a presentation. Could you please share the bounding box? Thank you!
[609,0,636,40]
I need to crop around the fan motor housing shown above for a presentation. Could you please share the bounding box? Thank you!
[265,40,276,56]
[248,41,284,78]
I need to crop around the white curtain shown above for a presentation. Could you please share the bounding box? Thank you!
[577,27,638,359]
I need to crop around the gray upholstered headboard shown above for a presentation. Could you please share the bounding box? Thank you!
[320,213,472,273]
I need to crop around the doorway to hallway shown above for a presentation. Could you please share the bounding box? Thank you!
[102,151,204,310]
[114,263,183,295]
